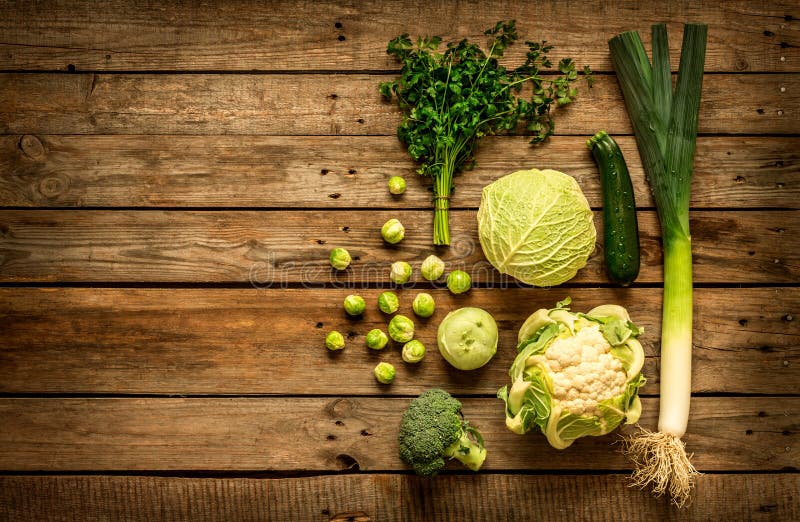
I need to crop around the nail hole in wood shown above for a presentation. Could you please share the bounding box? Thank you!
[338,35,346,41]
[746,429,753,435]
[67,64,75,72]
[327,434,337,441]
[738,319,748,326]
[756,108,765,114]
[328,193,341,199]
[316,322,324,328]
[335,22,342,28]
[764,30,775,37]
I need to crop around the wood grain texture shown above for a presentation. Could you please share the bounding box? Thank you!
[0,74,797,136]
[0,210,796,283]
[0,397,796,472]
[1,135,797,208]
[1,474,797,522]
[1,287,796,395]
[1,0,797,72]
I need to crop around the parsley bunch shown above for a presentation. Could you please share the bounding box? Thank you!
[380,21,591,245]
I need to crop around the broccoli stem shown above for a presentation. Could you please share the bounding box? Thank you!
[443,429,487,471]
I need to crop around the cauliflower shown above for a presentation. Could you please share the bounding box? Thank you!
[498,298,646,449]
[532,324,627,417]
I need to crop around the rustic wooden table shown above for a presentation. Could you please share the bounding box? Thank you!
[0,1,797,520]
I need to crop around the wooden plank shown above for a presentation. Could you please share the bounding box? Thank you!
[1,0,797,72]
[0,210,796,283]
[0,74,796,136]
[1,288,796,395]
[2,135,797,209]
[0,397,795,471]
[1,474,797,522]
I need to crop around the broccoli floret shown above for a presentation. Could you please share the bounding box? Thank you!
[398,388,487,476]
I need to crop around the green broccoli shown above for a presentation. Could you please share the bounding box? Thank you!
[398,388,487,476]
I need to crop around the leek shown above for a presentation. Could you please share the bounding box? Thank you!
[609,23,707,507]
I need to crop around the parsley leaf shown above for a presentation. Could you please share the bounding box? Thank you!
[380,20,591,245]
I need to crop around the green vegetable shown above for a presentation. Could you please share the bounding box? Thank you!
[412,292,435,318]
[381,218,405,244]
[609,23,706,506]
[388,314,415,343]
[390,261,412,285]
[477,169,596,286]
[388,176,407,195]
[374,362,396,384]
[437,307,498,370]
[328,248,351,270]
[402,340,426,363]
[343,295,366,316]
[365,329,389,350]
[378,291,400,314]
[498,298,645,450]
[325,331,345,351]
[420,254,445,281]
[446,270,471,294]
[380,21,591,245]
[587,131,640,285]
[398,389,487,475]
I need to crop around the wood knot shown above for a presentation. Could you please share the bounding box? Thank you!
[18,135,45,160]
[326,397,355,418]
[38,175,69,199]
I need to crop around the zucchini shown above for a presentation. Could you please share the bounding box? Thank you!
[587,130,640,285]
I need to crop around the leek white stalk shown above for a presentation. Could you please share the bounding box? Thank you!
[609,23,707,507]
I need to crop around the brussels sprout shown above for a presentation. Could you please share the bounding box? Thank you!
[343,294,366,316]
[447,270,472,294]
[412,293,435,318]
[328,247,351,270]
[420,254,445,281]
[325,330,345,351]
[390,261,413,285]
[365,328,389,350]
[381,218,405,244]
[388,314,415,343]
[378,291,400,314]
[388,176,407,195]
[437,307,498,370]
[374,362,396,384]
[402,340,426,363]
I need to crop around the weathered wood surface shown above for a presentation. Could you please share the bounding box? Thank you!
[0,397,795,471]
[1,474,797,522]
[0,210,795,283]
[1,288,796,395]
[2,135,797,209]
[1,0,797,73]
[1,74,797,136]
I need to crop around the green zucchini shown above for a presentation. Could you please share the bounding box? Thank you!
[587,130,640,285]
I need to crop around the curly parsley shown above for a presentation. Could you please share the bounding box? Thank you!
[380,20,592,245]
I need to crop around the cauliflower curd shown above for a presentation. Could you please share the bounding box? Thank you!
[499,298,646,449]
[530,324,626,418]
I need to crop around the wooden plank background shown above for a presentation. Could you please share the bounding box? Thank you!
[0,0,798,519]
